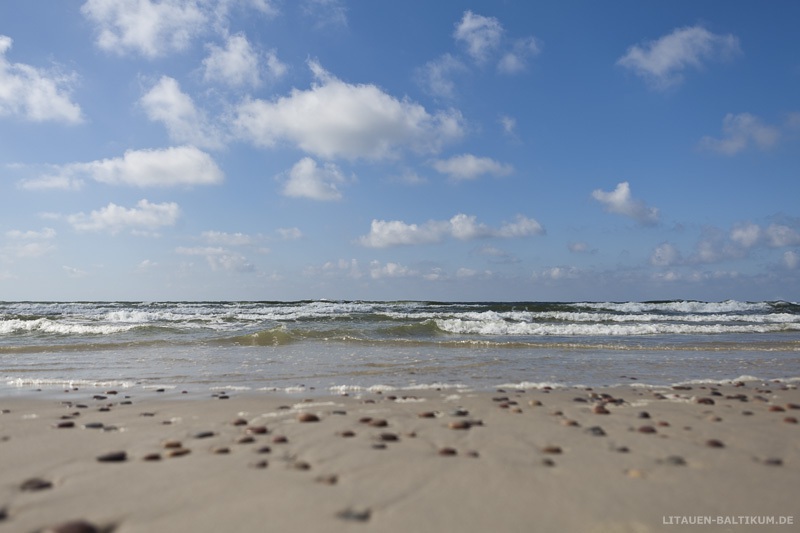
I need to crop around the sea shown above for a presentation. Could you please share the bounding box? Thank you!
[1,300,799,396]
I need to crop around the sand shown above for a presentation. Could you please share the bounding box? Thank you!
[1,381,798,533]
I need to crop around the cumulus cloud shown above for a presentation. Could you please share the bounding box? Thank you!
[498,36,541,74]
[81,0,208,58]
[23,146,224,189]
[699,113,780,155]
[592,182,659,226]
[201,231,253,246]
[416,54,467,100]
[358,213,543,248]
[176,245,255,272]
[3,227,57,259]
[369,260,417,280]
[67,199,180,234]
[302,0,348,28]
[433,154,513,181]
[235,61,464,160]
[202,33,285,87]
[279,157,348,201]
[617,25,740,89]
[5,228,57,240]
[454,11,503,64]
[650,242,683,266]
[141,76,225,149]
[0,35,83,123]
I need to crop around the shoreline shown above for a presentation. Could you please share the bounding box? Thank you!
[1,381,798,532]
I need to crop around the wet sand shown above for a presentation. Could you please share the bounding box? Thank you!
[1,381,798,532]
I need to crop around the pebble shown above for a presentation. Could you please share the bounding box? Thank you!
[695,397,715,405]
[256,446,272,454]
[96,451,127,462]
[166,448,191,458]
[20,478,52,491]
[42,520,100,533]
[142,453,161,461]
[338,430,356,438]
[163,440,183,449]
[236,436,256,444]
[438,447,457,456]
[540,458,555,467]
[638,411,651,419]
[705,439,725,448]
[528,400,543,407]
[377,432,399,442]
[232,418,248,426]
[83,422,104,429]
[211,447,230,455]
[662,455,686,466]
[763,458,783,466]
[293,461,311,471]
[786,403,800,410]
[316,474,338,485]
[448,420,471,430]
[246,425,268,435]
[638,426,657,434]
[585,426,606,437]
[272,435,288,444]
[297,412,320,423]
[561,419,579,427]
[783,416,798,424]
[541,445,562,454]
[337,508,371,522]
[54,421,75,429]
[768,405,786,412]
[193,431,215,439]
[451,409,469,417]
[368,419,388,427]
[417,411,437,418]
[251,460,268,469]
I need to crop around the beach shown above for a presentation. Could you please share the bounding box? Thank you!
[1,380,797,532]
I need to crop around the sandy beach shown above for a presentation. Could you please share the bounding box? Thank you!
[1,381,798,533]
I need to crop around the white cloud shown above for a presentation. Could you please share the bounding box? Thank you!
[201,231,253,246]
[650,242,682,266]
[17,173,85,191]
[765,224,800,248]
[176,246,255,273]
[280,157,348,201]
[416,54,467,99]
[31,146,224,189]
[202,33,285,87]
[369,260,416,279]
[141,76,225,149]
[568,242,589,253]
[499,115,516,135]
[81,0,208,58]
[68,199,180,234]
[699,113,780,155]
[730,223,761,248]
[302,0,348,29]
[277,227,303,240]
[592,182,659,226]
[433,154,513,181]
[235,61,464,160]
[6,228,56,240]
[784,251,799,270]
[498,36,541,74]
[617,25,740,89]
[358,213,543,248]
[0,35,83,123]
[454,11,503,64]
[533,266,581,281]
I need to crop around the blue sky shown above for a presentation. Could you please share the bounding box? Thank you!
[1,0,799,302]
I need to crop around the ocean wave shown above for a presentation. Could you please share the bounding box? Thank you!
[0,318,137,336]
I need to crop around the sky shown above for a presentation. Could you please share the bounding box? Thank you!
[1,0,799,302]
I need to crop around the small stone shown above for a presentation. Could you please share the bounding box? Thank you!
[246,425,268,435]
[54,421,75,429]
[272,435,288,444]
[211,447,230,454]
[786,403,800,410]
[768,405,786,412]
[705,439,725,448]
[638,425,657,434]
[585,426,606,437]
[368,419,388,427]
[448,420,471,430]
[337,508,371,522]
[232,418,248,426]
[42,519,100,533]
[96,451,127,462]
[592,405,610,415]
[316,474,338,485]
[166,448,191,458]
[20,478,52,491]
[142,453,161,461]
[662,455,686,466]
[540,458,555,467]
[528,400,543,407]
[163,440,183,449]
[541,445,562,454]
[358,417,373,424]
[615,446,630,453]
[626,469,645,478]
[438,447,457,456]
[783,416,798,424]
[194,431,215,439]
[638,411,651,419]
[695,397,715,405]
[297,412,320,423]
[236,436,256,444]
[377,432,399,442]
[451,409,469,417]
[251,460,268,469]
[466,450,480,458]
[293,461,311,470]
[657,421,670,427]
[417,411,437,418]
[92,395,107,401]
[82,422,104,429]
[561,419,579,427]
[338,430,356,438]
[256,446,272,454]
[763,458,783,466]
[372,443,387,450]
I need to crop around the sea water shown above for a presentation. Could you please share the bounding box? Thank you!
[1,300,799,395]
